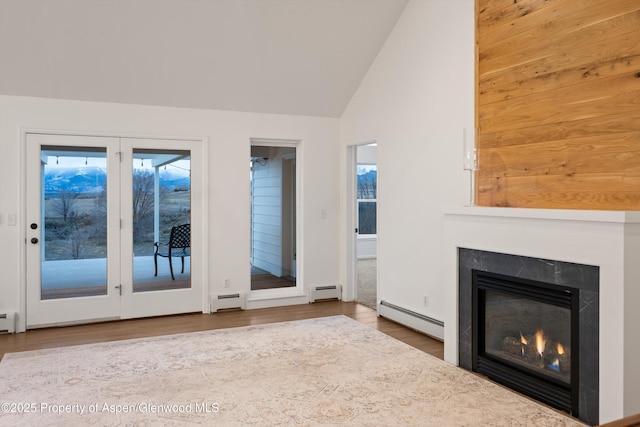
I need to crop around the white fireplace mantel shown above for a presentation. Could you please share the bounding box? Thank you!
[443,206,640,424]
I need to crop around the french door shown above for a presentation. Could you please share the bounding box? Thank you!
[25,133,203,327]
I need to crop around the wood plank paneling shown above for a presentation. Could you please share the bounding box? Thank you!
[480,8,640,76]
[480,83,640,134]
[480,111,640,148]
[480,132,640,175]
[477,0,553,33]
[479,34,640,106]
[478,0,619,47]
[477,0,640,210]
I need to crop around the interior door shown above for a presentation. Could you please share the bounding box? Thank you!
[354,143,378,310]
[25,133,204,327]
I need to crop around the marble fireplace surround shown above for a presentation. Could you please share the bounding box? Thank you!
[443,207,640,425]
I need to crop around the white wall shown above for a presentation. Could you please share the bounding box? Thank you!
[340,0,475,323]
[0,95,341,324]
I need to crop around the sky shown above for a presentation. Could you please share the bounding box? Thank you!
[45,155,190,176]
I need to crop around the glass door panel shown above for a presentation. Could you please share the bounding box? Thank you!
[131,149,191,292]
[41,146,108,299]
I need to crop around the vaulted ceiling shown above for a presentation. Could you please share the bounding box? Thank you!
[0,0,408,117]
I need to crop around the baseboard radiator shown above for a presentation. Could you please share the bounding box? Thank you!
[378,301,444,340]
[210,293,246,312]
[0,312,16,334]
[308,285,342,303]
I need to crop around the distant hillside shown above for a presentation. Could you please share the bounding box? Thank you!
[357,169,377,199]
[44,167,106,194]
[357,169,377,183]
[44,167,190,196]
[159,169,191,190]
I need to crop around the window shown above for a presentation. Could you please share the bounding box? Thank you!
[357,165,376,235]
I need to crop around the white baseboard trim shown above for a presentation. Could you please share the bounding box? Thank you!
[378,300,444,340]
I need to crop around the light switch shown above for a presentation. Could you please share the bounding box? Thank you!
[321,208,327,219]
[7,213,17,226]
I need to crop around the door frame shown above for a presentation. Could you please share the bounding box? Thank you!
[281,154,296,279]
[345,140,378,309]
[19,129,209,332]
[249,138,303,299]
[345,145,358,303]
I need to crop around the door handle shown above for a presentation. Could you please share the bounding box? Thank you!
[115,285,122,296]
[30,237,39,244]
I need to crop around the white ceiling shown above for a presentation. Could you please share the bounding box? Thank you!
[0,0,408,118]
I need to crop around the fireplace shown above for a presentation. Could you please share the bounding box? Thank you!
[472,270,579,416]
[456,248,599,425]
[445,207,640,425]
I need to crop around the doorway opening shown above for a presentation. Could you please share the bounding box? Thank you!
[354,143,377,309]
[250,143,297,291]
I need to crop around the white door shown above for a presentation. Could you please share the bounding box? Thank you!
[349,143,378,310]
[25,133,203,327]
[119,138,203,319]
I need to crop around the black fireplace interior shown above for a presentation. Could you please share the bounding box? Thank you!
[472,270,580,417]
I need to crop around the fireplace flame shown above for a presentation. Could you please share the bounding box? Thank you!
[503,330,571,374]
[520,332,528,345]
[535,329,546,356]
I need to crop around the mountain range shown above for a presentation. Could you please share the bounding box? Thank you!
[44,167,190,194]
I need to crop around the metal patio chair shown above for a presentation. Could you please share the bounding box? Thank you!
[154,223,190,280]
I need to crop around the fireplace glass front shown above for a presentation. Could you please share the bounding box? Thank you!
[473,270,579,416]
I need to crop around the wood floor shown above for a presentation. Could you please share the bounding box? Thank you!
[250,273,296,290]
[0,301,444,361]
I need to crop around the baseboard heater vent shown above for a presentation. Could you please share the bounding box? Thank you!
[210,293,246,312]
[379,301,444,340]
[0,312,16,333]
[309,285,342,303]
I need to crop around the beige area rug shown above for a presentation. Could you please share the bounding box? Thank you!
[0,316,586,426]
